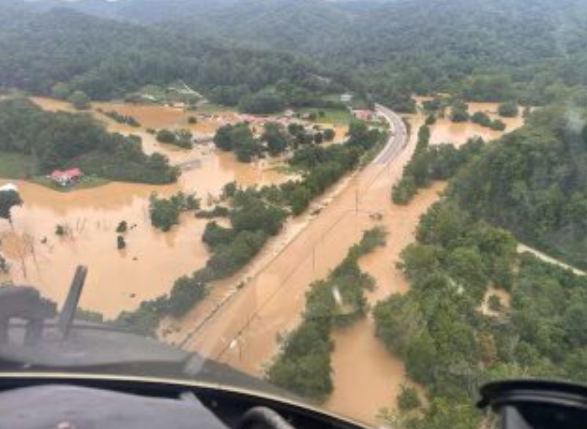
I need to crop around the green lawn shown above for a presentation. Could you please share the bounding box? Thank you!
[0,152,35,179]
[297,108,353,124]
[197,103,235,113]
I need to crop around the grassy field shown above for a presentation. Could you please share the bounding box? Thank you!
[297,108,353,124]
[0,152,35,179]
[197,103,235,113]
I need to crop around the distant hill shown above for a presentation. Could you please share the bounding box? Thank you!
[0,5,337,104]
[19,0,587,107]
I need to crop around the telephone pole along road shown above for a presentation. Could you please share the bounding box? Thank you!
[182,104,412,374]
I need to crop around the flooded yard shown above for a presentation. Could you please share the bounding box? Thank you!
[0,98,295,317]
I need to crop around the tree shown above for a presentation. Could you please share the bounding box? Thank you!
[203,221,235,249]
[222,182,238,199]
[117,235,126,249]
[0,254,10,274]
[471,111,492,127]
[416,125,430,151]
[167,275,206,317]
[0,190,23,225]
[288,185,312,215]
[51,83,71,100]
[262,122,289,156]
[116,221,128,234]
[323,129,335,141]
[425,114,437,126]
[314,132,324,144]
[397,385,421,412]
[450,102,469,123]
[149,194,181,232]
[213,124,234,151]
[156,129,176,144]
[288,123,304,136]
[232,124,258,162]
[68,90,90,110]
[498,101,519,117]
[490,119,506,131]
[149,192,199,232]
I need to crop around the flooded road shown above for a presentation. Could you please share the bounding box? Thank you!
[1,96,524,424]
[176,101,522,425]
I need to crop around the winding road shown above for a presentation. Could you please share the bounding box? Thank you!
[372,104,409,165]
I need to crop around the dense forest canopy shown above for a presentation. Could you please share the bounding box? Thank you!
[0,5,340,105]
[21,0,587,108]
[450,106,587,270]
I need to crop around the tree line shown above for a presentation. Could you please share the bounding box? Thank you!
[392,124,484,205]
[0,98,178,184]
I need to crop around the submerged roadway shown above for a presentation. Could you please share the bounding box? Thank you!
[178,103,411,365]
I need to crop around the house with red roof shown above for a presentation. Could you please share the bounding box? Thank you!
[353,110,375,121]
[50,168,83,187]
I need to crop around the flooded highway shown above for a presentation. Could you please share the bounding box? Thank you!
[174,101,523,425]
[0,96,524,424]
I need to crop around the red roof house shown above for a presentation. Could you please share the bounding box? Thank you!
[50,168,83,186]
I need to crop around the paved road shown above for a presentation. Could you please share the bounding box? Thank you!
[372,104,409,165]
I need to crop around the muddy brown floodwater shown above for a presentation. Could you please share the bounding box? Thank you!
[2,96,524,424]
[0,98,292,318]
[173,102,524,425]
[412,97,525,146]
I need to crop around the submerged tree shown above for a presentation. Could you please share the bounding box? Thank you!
[116,221,129,234]
[0,190,23,225]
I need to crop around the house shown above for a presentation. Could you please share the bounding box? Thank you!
[353,109,375,121]
[341,93,353,103]
[50,168,83,187]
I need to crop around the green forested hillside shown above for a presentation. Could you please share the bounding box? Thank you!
[41,0,587,108]
[0,6,338,104]
[375,199,587,428]
[451,107,587,269]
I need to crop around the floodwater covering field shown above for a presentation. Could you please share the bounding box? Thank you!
[0,97,524,424]
[0,98,301,317]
